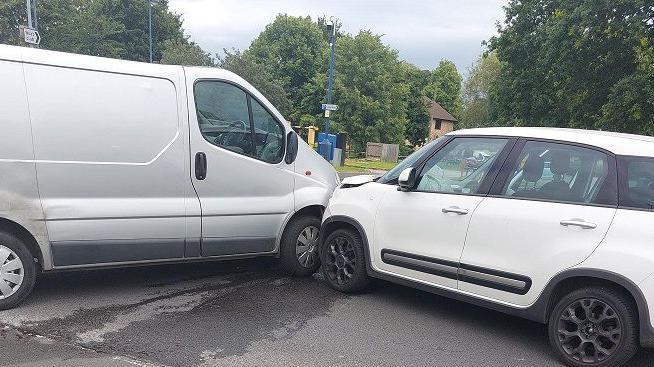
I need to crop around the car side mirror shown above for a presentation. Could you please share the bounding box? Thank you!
[285,131,299,164]
[398,167,416,191]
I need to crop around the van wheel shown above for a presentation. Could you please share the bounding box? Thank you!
[320,228,370,293]
[548,287,638,367]
[279,216,322,277]
[0,231,37,310]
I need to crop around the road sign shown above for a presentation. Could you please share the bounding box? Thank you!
[20,26,40,45]
[321,103,338,111]
[324,110,331,118]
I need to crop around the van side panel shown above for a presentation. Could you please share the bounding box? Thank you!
[23,63,188,266]
[0,60,50,267]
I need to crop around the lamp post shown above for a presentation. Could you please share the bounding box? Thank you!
[324,18,337,134]
[148,0,159,63]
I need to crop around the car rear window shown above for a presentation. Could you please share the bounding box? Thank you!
[620,158,654,210]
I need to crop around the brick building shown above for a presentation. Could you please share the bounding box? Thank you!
[428,101,457,140]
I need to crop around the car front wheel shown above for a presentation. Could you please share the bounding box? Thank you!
[320,228,370,293]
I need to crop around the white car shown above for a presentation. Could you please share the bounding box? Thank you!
[0,45,339,309]
[320,127,654,367]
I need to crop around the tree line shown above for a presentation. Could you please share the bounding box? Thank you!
[460,0,654,135]
[2,0,652,150]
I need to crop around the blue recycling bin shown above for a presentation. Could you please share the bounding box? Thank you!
[317,133,336,161]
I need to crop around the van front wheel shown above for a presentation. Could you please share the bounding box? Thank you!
[279,216,322,276]
[0,231,37,310]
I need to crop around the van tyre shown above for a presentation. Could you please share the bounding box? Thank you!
[548,287,638,367]
[320,228,370,293]
[279,216,322,277]
[0,231,37,310]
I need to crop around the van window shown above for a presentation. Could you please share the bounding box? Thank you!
[251,98,284,163]
[619,158,654,210]
[501,141,614,205]
[194,81,254,156]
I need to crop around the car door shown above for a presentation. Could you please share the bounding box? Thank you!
[373,137,513,289]
[459,139,618,306]
[188,78,294,256]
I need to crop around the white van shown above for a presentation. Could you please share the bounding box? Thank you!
[0,45,339,309]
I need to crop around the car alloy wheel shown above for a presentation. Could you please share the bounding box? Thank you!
[323,235,357,285]
[296,225,320,269]
[555,298,622,364]
[0,244,24,300]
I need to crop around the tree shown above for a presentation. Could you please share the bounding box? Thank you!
[460,52,502,128]
[1,0,188,62]
[489,0,654,132]
[424,59,463,119]
[402,62,431,147]
[161,38,214,66]
[245,15,328,121]
[330,31,409,151]
[220,49,292,117]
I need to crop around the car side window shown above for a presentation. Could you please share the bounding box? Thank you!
[416,138,508,194]
[620,158,654,210]
[251,98,284,163]
[501,141,611,204]
[194,81,254,156]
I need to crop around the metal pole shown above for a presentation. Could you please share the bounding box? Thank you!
[148,1,153,63]
[325,21,336,134]
[32,0,38,30]
[26,0,33,28]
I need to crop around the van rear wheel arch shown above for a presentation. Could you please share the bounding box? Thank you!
[0,218,42,269]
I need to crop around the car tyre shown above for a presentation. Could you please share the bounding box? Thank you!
[0,231,37,310]
[279,216,322,277]
[548,287,639,367]
[320,228,370,293]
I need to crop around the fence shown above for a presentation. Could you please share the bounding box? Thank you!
[365,142,399,162]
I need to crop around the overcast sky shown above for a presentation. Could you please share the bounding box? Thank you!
[167,0,508,74]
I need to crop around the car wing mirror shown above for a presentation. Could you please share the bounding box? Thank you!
[398,167,416,191]
[285,131,299,164]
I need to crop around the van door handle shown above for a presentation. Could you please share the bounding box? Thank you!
[195,152,207,180]
[560,219,596,229]
[442,206,468,215]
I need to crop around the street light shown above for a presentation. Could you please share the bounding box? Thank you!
[148,0,159,63]
[324,17,336,134]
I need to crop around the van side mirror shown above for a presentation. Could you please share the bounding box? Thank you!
[398,167,416,191]
[285,131,299,164]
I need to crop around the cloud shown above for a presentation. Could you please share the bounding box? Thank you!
[168,0,507,72]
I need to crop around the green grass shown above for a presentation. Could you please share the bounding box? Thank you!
[337,159,398,173]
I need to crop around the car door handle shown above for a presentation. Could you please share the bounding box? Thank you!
[442,206,469,215]
[195,152,207,180]
[560,219,597,229]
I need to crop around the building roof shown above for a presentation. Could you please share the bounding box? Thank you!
[448,127,654,156]
[430,101,457,122]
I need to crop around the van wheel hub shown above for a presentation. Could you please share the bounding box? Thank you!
[296,226,319,268]
[0,245,24,300]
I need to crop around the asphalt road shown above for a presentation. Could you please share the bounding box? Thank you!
[1,259,653,367]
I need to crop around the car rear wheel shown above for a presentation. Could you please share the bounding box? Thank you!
[279,216,322,276]
[548,287,638,367]
[0,231,37,310]
[320,228,370,293]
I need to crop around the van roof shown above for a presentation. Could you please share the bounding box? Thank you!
[0,44,237,81]
[449,127,654,157]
